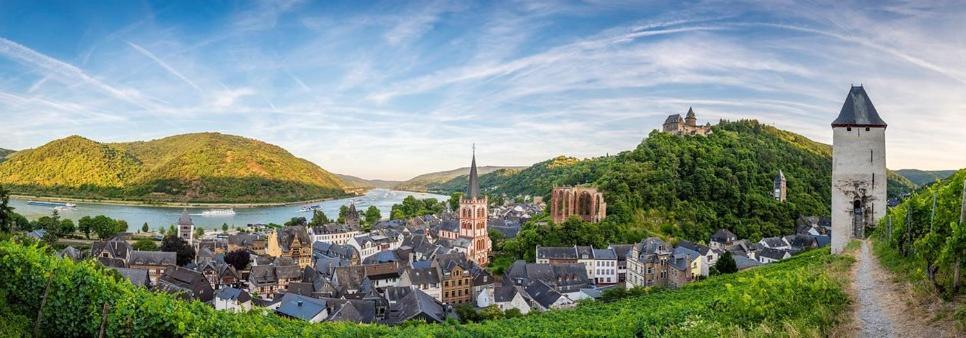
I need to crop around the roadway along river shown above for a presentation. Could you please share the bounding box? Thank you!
[8,189,447,232]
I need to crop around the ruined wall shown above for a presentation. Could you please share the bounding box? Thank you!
[831,126,887,253]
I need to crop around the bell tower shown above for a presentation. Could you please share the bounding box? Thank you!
[831,85,887,254]
[459,145,491,265]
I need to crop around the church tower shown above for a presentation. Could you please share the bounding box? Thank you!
[177,209,194,244]
[459,146,491,265]
[831,85,887,254]
[685,107,697,127]
[773,170,787,203]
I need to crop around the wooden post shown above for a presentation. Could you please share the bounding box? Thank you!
[33,272,55,337]
[98,303,110,338]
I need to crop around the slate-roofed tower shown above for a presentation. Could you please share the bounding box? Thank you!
[773,170,787,203]
[831,85,887,254]
[459,146,490,265]
[178,209,194,245]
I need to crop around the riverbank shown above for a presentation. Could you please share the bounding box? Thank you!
[10,193,360,209]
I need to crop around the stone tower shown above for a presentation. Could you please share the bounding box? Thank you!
[459,146,491,265]
[177,209,194,244]
[773,170,787,203]
[831,85,887,254]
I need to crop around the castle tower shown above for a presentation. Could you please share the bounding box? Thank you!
[459,146,491,265]
[177,209,194,244]
[685,107,697,127]
[831,85,887,254]
[773,170,787,203]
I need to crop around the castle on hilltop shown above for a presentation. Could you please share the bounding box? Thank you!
[662,107,712,136]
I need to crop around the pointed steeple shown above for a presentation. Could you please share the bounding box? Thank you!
[832,85,887,127]
[686,106,696,119]
[468,145,480,199]
[178,209,193,226]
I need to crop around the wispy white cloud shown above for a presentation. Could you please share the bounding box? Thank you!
[126,41,204,93]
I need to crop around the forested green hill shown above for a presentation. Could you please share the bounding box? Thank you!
[445,120,915,242]
[0,133,347,203]
[0,148,14,162]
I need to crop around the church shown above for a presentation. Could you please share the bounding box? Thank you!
[457,148,492,265]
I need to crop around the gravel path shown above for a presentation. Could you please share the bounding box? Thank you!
[853,241,895,337]
[849,240,958,338]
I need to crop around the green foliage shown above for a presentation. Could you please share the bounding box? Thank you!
[364,206,381,225]
[224,249,251,271]
[160,236,195,266]
[132,238,159,251]
[193,228,205,240]
[502,214,614,262]
[80,215,124,239]
[0,240,851,337]
[714,251,738,274]
[875,169,965,298]
[395,166,526,192]
[448,192,462,211]
[0,133,348,203]
[309,210,330,226]
[389,196,444,220]
[222,223,229,232]
[285,217,307,227]
[0,185,14,232]
[141,222,149,233]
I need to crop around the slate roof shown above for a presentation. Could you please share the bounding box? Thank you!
[249,265,278,286]
[128,251,177,266]
[277,226,311,253]
[734,255,761,270]
[664,114,683,124]
[760,237,788,248]
[328,300,376,323]
[832,86,887,127]
[535,246,577,260]
[156,266,214,302]
[275,293,327,321]
[215,287,252,303]
[110,267,151,287]
[178,209,193,226]
[383,287,446,324]
[493,285,519,302]
[60,246,84,260]
[405,267,440,286]
[524,280,563,309]
[439,219,460,233]
[609,244,633,260]
[468,150,480,199]
[757,247,789,261]
[711,229,737,243]
[92,240,131,260]
[783,234,818,249]
[676,240,711,255]
[592,248,617,260]
[575,246,594,260]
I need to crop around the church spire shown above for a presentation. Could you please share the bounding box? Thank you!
[468,144,479,199]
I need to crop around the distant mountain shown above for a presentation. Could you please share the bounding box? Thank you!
[394,166,528,192]
[335,174,400,190]
[895,169,958,187]
[0,133,347,203]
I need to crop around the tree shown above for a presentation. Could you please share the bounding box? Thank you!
[161,236,195,266]
[310,210,330,226]
[337,205,349,224]
[449,192,463,212]
[194,227,205,240]
[133,238,158,251]
[285,217,307,227]
[364,206,381,225]
[78,216,94,239]
[222,223,229,232]
[116,220,129,234]
[59,219,75,237]
[714,251,738,274]
[455,304,482,323]
[0,185,13,232]
[224,249,251,271]
[92,215,121,239]
[167,225,177,237]
[141,222,149,233]
[479,305,504,320]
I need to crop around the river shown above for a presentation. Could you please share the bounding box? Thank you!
[8,189,447,232]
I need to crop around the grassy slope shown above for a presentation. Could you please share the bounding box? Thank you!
[0,133,347,203]
[394,165,527,192]
[0,239,853,337]
[895,169,959,187]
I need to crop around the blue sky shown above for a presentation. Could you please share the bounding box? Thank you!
[0,0,964,180]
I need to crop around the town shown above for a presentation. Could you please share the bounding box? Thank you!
[41,117,832,325]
